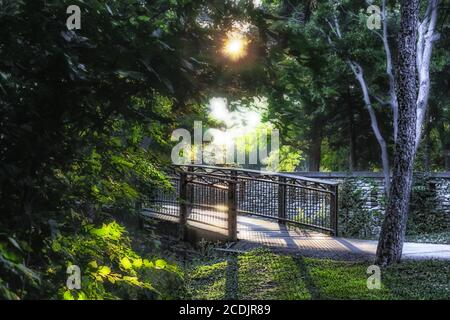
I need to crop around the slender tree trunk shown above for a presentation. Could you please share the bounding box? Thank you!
[415,0,440,149]
[348,61,391,193]
[376,0,419,266]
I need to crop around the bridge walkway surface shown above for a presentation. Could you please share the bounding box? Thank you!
[143,210,450,261]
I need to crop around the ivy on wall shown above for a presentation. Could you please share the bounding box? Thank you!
[338,175,448,239]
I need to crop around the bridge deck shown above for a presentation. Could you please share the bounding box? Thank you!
[142,209,450,260]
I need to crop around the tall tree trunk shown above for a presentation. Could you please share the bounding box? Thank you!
[308,126,322,172]
[376,0,419,266]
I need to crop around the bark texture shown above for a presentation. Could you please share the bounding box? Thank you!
[376,0,420,266]
[308,132,322,172]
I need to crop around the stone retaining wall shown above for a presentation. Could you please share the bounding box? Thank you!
[289,172,450,226]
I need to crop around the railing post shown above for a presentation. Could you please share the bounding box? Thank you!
[187,166,194,216]
[278,176,287,224]
[330,184,339,236]
[227,172,238,242]
[179,172,188,240]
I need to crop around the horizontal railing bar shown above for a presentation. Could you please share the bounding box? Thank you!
[175,164,339,186]
[144,200,179,206]
[184,171,240,183]
[173,168,335,194]
[168,173,334,195]
[187,180,231,190]
[147,199,180,205]
[233,176,335,194]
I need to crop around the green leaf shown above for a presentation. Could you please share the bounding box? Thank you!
[120,257,132,270]
[133,258,143,269]
[63,290,75,300]
[137,16,150,23]
[143,259,154,268]
[155,259,167,269]
[98,266,111,276]
[77,291,87,300]
[122,276,140,286]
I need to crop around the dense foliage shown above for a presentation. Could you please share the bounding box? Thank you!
[408,174,448,235]
[255,0,450,171]
[338,178,383,238]
[1,218,183,300]
[0,0,230,299]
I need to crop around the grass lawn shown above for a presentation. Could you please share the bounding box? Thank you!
[185,249,450,300]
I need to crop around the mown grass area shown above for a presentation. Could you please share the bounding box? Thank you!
[185,249,450,300]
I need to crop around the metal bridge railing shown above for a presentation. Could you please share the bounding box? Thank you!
[144,165,339,241]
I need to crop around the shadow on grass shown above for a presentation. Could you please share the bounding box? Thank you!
[224,253,239,300]
[294,256,322,299]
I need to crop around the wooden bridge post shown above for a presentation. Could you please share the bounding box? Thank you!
[179,172,188,240]
[330,184,339,236]
[278,176,287,224]
[227,172,238,242]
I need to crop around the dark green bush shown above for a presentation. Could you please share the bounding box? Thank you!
[407,174,448,235]
[338,178,382,238]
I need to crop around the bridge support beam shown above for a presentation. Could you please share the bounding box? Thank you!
[227,174,238,242]
[179,172,188,240]
[330,185,339,236]
[278,176,287,224]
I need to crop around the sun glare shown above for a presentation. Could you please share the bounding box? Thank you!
[223,33,248,61]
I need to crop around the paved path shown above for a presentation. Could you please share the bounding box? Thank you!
[143,210,450,261]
